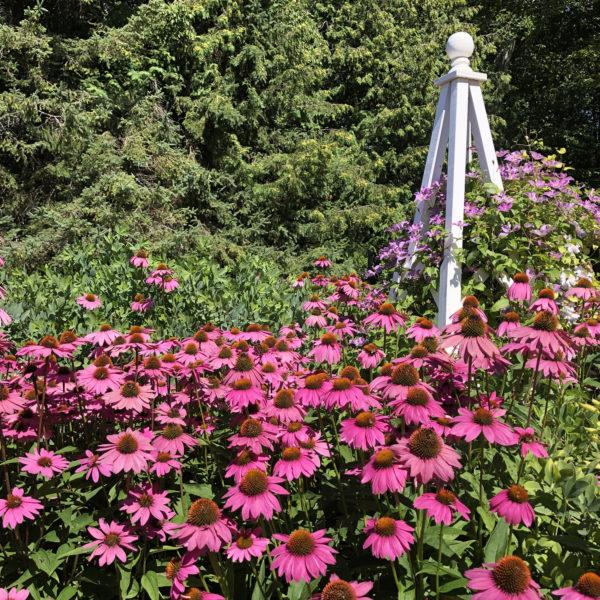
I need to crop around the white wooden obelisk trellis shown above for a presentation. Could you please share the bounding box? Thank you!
[405,32,503,325]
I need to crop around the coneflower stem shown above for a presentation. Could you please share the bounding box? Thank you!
[298,476,311,524]
[540,377,553,438]
[0,427,11,493]
[250,560,268,600]
[507,351,529,419]
[436,523,444,600]
[179,470,185,515]
[526,353,542,428]
[466,357,473,409]
[389,558,402,596]
[209,552,229,599]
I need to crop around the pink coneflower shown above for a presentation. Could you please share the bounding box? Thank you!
[131,293,154,312]
[223,469,288,520]
[314,256,332,268]
[303,295,328,312]
[395,428,462,484]
[222,353,263,386]
[363,302,406,333]
[566,277,597,300]
[19,448,69,479]
[308,333,343,365]
[225,379,263,412]
[228,418,279,453]
[406,318,440,342]
[340,411,387,450]
[97,428,154,474]
[176,498,232,552]
[271,339,301,364]
[226,527,270,562]
[150,450,182,476]
[121,484,171,525]
[305,308,328,328]
[586,318,600,337]
[130,249,149,268]
[161,276,179,292]
[15,335,74,359]
[240,324,270,343]
[77,293,102,310]
[512,427,548,458]
[362,517,414,560]
[326,319,358,341]
[430,416,454,438]
[0,309,11,326]
[322,376,371,411]
[0,588,30,600]
[259,362,285,388]
[0,384,26,414]
[156,403,187,426]
[529,288,559,314]
[451,407,514,446]
[413,489,471,524]
[166,551,200,599]
[509,310,572,356]
[75,450,112,482]
[84,519,137,566]
[83,324,123,347]
[222,327,244,342]
[299,432,331,466]
[311,575,373,600]
[153,424,198,455]
[497,312,521,337]
[273,447,317,481]
[553,572,600,600]
[105,381,154,413]
[280,421,311,447]
[357,343,385,369]
[391,386,445,425]
[270,529,337,583]
[176,342,205,366]
[295,373,329,408]
[465,556,542,599]
[490,485,535,526]
[262,389,305,424]
[571,325,599,348]
[508,273,532,302]
[361,447,408,494]
[78,360,126,395]
[208,346,237,370]
[225,449,268,482]
[526,350,577,381]
[383,364,435,402]
[0,487,43,528]
[440,315,509,370]
[450,296,488,323]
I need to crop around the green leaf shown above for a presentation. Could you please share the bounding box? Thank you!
[56,587,78,600]
[141,571,160,600]
[484,519,510,563]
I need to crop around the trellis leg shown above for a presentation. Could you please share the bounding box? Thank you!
[437,79,470,326]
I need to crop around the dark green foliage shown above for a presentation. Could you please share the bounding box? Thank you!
[0,0,481,273]
[475,0,600,186]
[0,0,598,275]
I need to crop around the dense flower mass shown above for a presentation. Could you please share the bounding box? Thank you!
[0,242,597,600]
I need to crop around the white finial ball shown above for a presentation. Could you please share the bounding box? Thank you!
[446,32,474,60]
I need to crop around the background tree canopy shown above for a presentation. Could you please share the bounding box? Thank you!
[1,0,598,273]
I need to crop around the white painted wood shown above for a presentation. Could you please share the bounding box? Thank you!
[400,32,503,325]
[438,78,470,326]
[468,85,503,189]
